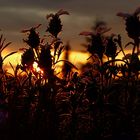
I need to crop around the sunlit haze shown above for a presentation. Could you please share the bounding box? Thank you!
[0,0,139,72]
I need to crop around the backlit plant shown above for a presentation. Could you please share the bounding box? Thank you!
[0,7,140,140]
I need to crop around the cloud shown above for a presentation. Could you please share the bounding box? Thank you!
[0,0,139,16]
[0,0,139,51]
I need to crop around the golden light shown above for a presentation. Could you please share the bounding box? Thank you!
[32,61,44,77]
[3,48,134,75]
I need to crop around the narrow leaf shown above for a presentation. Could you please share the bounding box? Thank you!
[9,62,15,73]
[125,42,135,48]
[1,38,6,49]
[3,51,17,61]
[0,42,12,53]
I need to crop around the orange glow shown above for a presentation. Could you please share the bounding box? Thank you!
[3,49,133,74]
[32,61,44,76]
[69,51,90,66]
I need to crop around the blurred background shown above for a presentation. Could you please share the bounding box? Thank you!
[0,0,139,71]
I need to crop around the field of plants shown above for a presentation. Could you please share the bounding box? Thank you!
[0,8,140,140]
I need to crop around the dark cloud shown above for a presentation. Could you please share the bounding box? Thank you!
[0,0,139,51]
[0,0,139,16]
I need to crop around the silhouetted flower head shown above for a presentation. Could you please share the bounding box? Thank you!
[105,35,117,58]
[79,32,105,59]
[46,9,69,38]
[125,16,140,39]
[80,23,111,60]
[117,7,140,39]
[130,53,140,73]
[90,34,105,59]
[24,28,40,48]
[38,45,52,72]
[81,33,105,59]
[21,48,35,68]
[22,24,41,48]
[123,53,140,73]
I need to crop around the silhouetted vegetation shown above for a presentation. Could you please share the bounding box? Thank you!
[0,7,140,140]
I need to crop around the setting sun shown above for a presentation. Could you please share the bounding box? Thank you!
[3,49,133,74]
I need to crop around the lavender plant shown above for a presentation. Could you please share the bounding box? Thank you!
[0,7,140,140]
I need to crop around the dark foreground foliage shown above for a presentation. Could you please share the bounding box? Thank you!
[0,8,140,140]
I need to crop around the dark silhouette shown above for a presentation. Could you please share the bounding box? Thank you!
[0,7,140,140]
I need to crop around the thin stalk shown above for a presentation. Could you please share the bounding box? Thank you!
[119,42,129,64]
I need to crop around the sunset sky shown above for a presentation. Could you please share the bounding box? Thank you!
[0,0,140,70]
